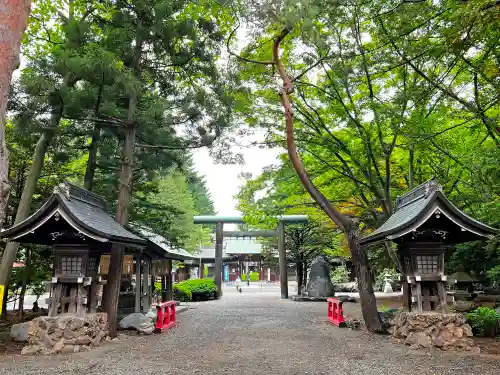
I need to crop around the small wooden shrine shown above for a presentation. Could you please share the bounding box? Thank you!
[360,179,497,312]
[0,182,146,317]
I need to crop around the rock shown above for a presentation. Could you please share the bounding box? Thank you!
[75,335,91,345]
[305,255,335,297]
[345,317,362,330]
[138,322,155,335]
[64,327,79,339]
[392,312,478,352]
[336,295,356,303]
[53,338,65,353]
[52,328,63,340]
[60,345,75,354]
[42,331,55,348]
[333,282,358,293]
[119,313,155,335]
[66,317,85,331]
[64,338,77,345]
[433,336,445,347]
[73,345,81,353]
[145,309,156,320]
[454,300,477,313]
[21,345,43,355]
[10,322,31,342]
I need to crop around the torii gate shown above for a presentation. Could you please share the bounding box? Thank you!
[193,215,308,299]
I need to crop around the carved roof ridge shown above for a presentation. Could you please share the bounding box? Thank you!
[54,182,107,209]
[395,178,442,210]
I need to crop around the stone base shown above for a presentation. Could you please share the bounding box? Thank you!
[391,312,477,351]
[21,313,109,355]
[291,295,328,302]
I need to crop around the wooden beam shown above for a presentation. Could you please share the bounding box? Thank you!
[223,230,278,238]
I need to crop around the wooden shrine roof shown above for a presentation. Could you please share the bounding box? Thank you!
[0,182,145,246]
[360,179,497,246]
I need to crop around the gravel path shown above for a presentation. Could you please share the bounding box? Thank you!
[1,287,499,375]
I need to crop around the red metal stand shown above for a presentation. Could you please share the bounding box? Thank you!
[155,301,177,333]
[327,298,346,327]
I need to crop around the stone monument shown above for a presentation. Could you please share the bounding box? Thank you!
[383,272,394,293]
[305,255,335,297]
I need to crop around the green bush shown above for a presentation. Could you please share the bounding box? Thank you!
[250,272,260,281]
[173,279,216,301]
[203,264,209,278]
[331,267,350,283]
[241,274,247,281]
[466,307,500,337]
[173,283,192,301]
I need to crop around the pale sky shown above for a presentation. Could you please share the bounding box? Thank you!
[192,132,282,226]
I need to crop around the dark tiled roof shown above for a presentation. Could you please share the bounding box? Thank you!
[360,179,497,245]
[0,182,145,245]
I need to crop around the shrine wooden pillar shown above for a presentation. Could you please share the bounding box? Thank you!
[134,253,141,313]
[214,221,223,298]
[278,221,288,299]
[142,258,150,313]
[164,259,172,301]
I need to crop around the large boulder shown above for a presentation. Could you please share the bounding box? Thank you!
[306,256,335,297]
[392,312,476,351]
[118,312,155,335]
[10,321,31,342]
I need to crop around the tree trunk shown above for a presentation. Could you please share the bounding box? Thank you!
[347,232,385,333]
[83,123,101,190]
[296,261,303,294]
[103,25,143,338]
[408,144,414,189]
[17,247,31,317]
[302,261,308,288]
[0,0,32,228]
[84,78,104,191]
[0,129,55,288]
[271,27,384,333]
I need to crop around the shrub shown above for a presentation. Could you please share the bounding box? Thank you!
[331,267,350,283]
[241,274,247,281]
[174,279,216,301]
[250,272,259,281]
[173,283,192,302]
[466,307,500,337]
[203,264,209,278]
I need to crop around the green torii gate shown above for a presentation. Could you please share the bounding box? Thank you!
[193,215,308,299]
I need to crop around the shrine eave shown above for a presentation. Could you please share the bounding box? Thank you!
[360,185,497,246]
[0,185,146,247]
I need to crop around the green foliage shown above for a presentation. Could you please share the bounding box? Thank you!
[331,267,350,284]
[466,307,500,337]
[231,0,500,279]
[241,273,247,281]
[487,266,500,286]
[173,283,192,302]
[250,272,260,281]
[174,279,216,301]
[203,264,209,278]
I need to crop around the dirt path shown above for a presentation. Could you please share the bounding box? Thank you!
[0,288,498,375]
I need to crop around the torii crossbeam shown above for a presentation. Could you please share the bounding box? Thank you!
[193,215,308,299]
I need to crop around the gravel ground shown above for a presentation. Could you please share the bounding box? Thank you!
[0,287,499,375]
